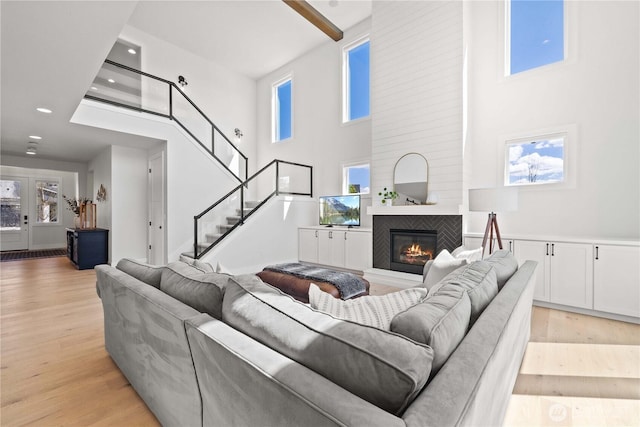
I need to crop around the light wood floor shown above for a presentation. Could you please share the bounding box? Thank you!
[1,257,638,426]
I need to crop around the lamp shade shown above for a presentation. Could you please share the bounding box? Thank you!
[468,188,518,212]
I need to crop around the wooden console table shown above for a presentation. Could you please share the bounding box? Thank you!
[66,228,109,270]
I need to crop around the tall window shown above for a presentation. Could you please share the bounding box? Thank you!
[272,76,292,142]
[35,180,59,223]
[507,0,564,75]
[343,37,370,122]
[343,162,370,195]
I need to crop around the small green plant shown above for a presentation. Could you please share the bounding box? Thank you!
[378,187,398,204]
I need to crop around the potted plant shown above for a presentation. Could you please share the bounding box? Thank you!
[378,187,398,206]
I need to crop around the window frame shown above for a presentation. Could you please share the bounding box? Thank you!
[342,161,371,195]
[34,178,60,225]
[342,35,371,123]
[271,74,293,143]
[504,0,571,77]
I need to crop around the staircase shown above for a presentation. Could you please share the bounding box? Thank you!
[85,60,313,261]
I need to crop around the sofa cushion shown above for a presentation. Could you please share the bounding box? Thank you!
[451,246,483,263]
[433,261,499,326]
[484,250,519,290]
[160,262,230,319]
[222,274,434,416]
[116,258,164,288]
[390,287,471,374]
[422,249,468,290]
[309,283,427,330]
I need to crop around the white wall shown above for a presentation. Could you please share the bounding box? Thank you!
[0,164,78,250]
[465,1,639,240]
[119,25,257,176]
[110,145,148,264]
[88,146,112,260]
[371,1,463,211]
[256,19,373,228]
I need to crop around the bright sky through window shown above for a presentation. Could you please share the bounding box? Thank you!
[275,79,292,141]
[346,40,370,121]
[506,136,565,185]
[345,164,370,194]
[509,0,564,74]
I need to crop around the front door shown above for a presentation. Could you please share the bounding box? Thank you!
[1,176,29,251]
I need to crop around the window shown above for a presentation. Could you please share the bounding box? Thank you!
[343,37,370,122]
[343,163,370,195]
[272,76,292,142]
[35,180,59,223]
[505,134,565,186]
[507,0,564,75]
[1,180,22,230]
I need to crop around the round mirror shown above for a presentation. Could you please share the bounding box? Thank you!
[393,153,429,205]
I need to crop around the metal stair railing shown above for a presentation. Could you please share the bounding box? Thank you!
[193,159,313,259]
[84,59,248,183]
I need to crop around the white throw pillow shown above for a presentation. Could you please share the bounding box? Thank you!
[452,246,483,263]
[423,249,468,290]
[308,284,427,330]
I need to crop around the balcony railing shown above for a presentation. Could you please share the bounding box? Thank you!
[84,59,248,183]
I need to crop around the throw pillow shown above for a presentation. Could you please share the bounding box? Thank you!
[308,284,427,330]
[452,246,483,262]
[423,249,468,290]
[484,249,519,290]
[116,258,163,288]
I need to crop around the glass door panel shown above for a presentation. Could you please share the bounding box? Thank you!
[1,177,29,250]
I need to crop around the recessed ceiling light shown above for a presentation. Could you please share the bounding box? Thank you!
[36,107,52,114]
[108,78,115,83]
[128,48,137,55]
[26,147,37,155]
[91,86,98,91]
[29,135,42,140]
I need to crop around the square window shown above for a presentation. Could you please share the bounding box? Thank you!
[272,77,292,142]
[343,163,370,195]
[505,135,565,186]
[343,37,370,122]
[507,0,565,75]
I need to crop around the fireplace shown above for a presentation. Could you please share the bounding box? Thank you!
[390,229,437,274]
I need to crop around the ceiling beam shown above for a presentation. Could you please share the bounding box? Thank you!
[283,0,343,42]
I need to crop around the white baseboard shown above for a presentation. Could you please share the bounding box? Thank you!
[533,300,640,325]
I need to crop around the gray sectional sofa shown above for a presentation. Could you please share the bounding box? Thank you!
[96,250,537,427]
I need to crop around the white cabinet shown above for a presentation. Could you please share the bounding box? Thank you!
[298,229,319,263]
[298,227,371,272]
[514,240,593,309]
[464,236,514,258]
[594,244,640,318]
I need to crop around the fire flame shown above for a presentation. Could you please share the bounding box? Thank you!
[403,243,432,259]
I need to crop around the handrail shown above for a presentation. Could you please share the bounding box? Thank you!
[84,59,248,184]
[193,159,313,258]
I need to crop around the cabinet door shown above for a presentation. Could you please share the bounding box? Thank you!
[549,242,593,309]
[594,245,640,318]
[298,229,318,263]
[514,240,550,302]
[345,231,372,272]
[318,230,345,267]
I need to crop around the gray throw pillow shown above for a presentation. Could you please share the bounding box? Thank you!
[391,287,471,374]
[485,250,519,290]
[222,274,434,416]
[116,258,163,288]
[160,262,230,319]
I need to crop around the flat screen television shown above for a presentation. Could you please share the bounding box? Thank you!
[319,195,361,227]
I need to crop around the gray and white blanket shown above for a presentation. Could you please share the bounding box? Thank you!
[263,263,367,300]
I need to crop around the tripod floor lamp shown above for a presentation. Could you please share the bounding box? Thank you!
[468,188,518,257]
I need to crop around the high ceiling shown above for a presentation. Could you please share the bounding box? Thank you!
[0,0,371,164]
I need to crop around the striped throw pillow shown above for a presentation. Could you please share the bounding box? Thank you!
[309,284,427,330]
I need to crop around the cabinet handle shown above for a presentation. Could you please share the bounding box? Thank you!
[551,243,555,256]
[595,246,599,260]
[509,241,512,252]
[546,243,549,256]
[344,232,347,240]
[329,231,333,239]
[315,230,318,238]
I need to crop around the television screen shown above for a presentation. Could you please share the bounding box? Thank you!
[319,195,361,226]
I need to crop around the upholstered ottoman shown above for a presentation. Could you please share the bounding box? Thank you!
[257,264,370,304]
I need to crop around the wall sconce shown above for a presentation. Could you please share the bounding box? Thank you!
[178,75,188,88]
[26,142,38,155]
[234,128,243,140]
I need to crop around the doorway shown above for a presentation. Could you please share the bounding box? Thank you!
[148,151,166,265]
[0,176,29,250]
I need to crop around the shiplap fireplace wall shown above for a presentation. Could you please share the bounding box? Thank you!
[371,1,463,210]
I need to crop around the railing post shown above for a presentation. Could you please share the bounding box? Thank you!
[193,216,198,259]
[275,161,280,196]
[240,185,245,224]
[169,85,173,119]
[309,165,313,197]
